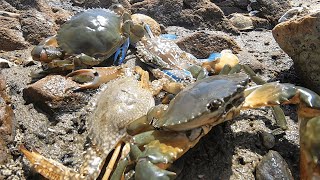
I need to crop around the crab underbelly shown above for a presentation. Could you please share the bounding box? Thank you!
[88,77,155,152]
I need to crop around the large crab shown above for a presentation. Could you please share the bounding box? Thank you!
[20,73,320,179]
[31,4,145,71]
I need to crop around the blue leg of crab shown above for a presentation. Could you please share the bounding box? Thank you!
[113,37,130,65]
[162,69,193,82]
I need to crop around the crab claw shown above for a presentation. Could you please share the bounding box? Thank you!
[135,158,176,180]
[31,36,63,63]
[19,144,81,179]
[67,67,124,90]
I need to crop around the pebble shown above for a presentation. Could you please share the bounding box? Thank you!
[259,131,276,149]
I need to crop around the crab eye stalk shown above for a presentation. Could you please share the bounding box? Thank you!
[207,99,223,111]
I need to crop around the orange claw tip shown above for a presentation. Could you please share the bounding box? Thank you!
[19,144,39,162]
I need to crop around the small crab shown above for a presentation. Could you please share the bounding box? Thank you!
[20,73,320,179]
[135,24,240,84]
[31,4,145,70]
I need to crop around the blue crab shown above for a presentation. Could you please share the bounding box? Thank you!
[20,66,159,179]
[20,73,320,179]
[31,4,145,70]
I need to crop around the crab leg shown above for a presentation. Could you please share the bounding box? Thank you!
[243,82,320,179]
[103,143,123,180]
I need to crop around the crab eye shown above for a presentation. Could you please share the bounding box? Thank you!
[110,4,124,15]
[207,99,223,111]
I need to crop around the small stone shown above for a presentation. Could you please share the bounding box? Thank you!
[270,51,282,60]
[256,150,293,180]
[198,174,205,179]
[259,131,275,149]
[1,169,12,176]
[0,58,15,68]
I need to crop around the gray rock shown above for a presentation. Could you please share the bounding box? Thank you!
[256,150,293,180]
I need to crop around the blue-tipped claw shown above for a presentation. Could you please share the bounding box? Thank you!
[160,34,178,40]
[113,38,130,65]
[163,69,193,82]
[198,52,221,62]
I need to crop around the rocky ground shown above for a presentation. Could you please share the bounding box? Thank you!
[0,0,319,180]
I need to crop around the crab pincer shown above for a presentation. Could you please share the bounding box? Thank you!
[66,67,125,90]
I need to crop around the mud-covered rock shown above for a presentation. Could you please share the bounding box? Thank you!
[272,12,320,94]
[20,10,57,45]
[131,0,238,33]
[0,16,29,51]
[4,0,72,45]
[0,74,14,165]
[23,75,89,115]
[256,150,293,180]
[250,0,291,25]
[176,31,241,58]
